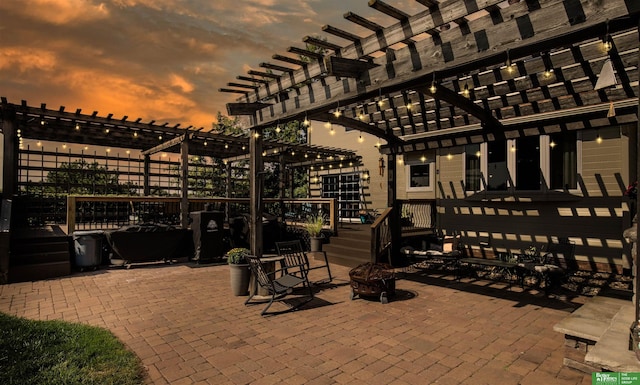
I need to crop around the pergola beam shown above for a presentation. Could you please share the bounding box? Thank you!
[368,0,410,21]
[324,56,379,78]
[141,133,190,156]
[227,102,273,116]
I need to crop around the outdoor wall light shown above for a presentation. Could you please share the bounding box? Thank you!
[104,128,110,134]
[275,125,281,133]
[253,132,260,138]
[303,116,310,126]
[420,154,426,162]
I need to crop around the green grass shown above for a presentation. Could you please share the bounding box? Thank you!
[0,312,145,385]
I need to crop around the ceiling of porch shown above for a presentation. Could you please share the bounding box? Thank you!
[221,0,640,154]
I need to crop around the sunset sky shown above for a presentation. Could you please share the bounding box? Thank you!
[0,0,425,130]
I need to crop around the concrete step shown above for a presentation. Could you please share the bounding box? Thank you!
[554,295,640,373]
[586,302,640,372]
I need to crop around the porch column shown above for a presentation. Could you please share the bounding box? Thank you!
[250,126,264,257]
[180,138,189,229]
[1,106,18,199]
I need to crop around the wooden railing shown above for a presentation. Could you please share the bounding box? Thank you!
[398,199,436,234]
[64,195,338,234]
[370,207,392,264]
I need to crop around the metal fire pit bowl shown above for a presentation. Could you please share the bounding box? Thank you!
[349,262,396,304]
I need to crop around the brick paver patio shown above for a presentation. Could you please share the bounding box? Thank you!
[0,260,592,384]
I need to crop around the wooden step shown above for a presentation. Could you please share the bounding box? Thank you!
[9,261,71,283]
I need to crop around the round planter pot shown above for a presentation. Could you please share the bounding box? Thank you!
[229,263,250,296]
[310,236,323,252]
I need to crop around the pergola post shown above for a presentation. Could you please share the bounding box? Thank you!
[225,161,232,224]
[387,149,401,265]
[250,127,263,257]
[635,18,640,332]
[143,155,150,196]
[180,137,189,229]
[279,154,286,223]
[1,106,18,199]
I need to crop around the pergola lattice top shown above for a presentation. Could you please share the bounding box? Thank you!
[0,97,360,168]
[222,0,639,153]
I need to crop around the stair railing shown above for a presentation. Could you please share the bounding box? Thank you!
[370,207,392,264]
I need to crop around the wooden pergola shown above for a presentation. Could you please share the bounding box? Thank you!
[220,0,640,316]
[0,97,360,233]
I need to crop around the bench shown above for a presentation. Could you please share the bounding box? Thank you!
[405,237,575,294]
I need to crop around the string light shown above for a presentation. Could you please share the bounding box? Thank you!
[75,123,80,130]
[462,82,470,97]
[204,140,208,146]
[133,131,138,138]
[325,121,332,129]
[330,126,335,135]
[377,87,385,107]
[224,143,229,149]
[506,49,515,74]
[333,101,342,118]
[104,128,110,134]
[158,135,162,140]
[429,72,437,93]
[603,20,612,52]
[358,133,364,143]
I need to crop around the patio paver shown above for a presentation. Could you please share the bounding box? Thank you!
[0,261,593,384]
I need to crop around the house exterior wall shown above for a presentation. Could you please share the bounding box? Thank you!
[309,121,634,272]
[432,126,633,273]
[308,125,388,216]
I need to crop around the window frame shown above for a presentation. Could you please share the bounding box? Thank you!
[463,134,582,193]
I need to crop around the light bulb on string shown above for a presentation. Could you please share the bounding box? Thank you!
[506,49,515,74]
[429,72,437,93]
[603,20,612,52]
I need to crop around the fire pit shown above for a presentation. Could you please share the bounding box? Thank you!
[349,262,396,304]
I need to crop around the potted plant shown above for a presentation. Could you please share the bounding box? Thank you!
[226,247,251,296]
[305,214,325,252]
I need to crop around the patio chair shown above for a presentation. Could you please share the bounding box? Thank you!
[276,240,332,283]
[245,255,314,316]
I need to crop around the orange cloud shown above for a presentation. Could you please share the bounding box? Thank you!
[0,0,110,25]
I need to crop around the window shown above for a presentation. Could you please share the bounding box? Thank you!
[487,140,508,191]
[465,133,579,192]
[549,131,577,190]
[405,153,435,192]
[465,144,481,191]
[515,136,540,191]
[322,172,361,218]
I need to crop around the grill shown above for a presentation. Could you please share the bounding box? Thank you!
[349,262,396,304]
